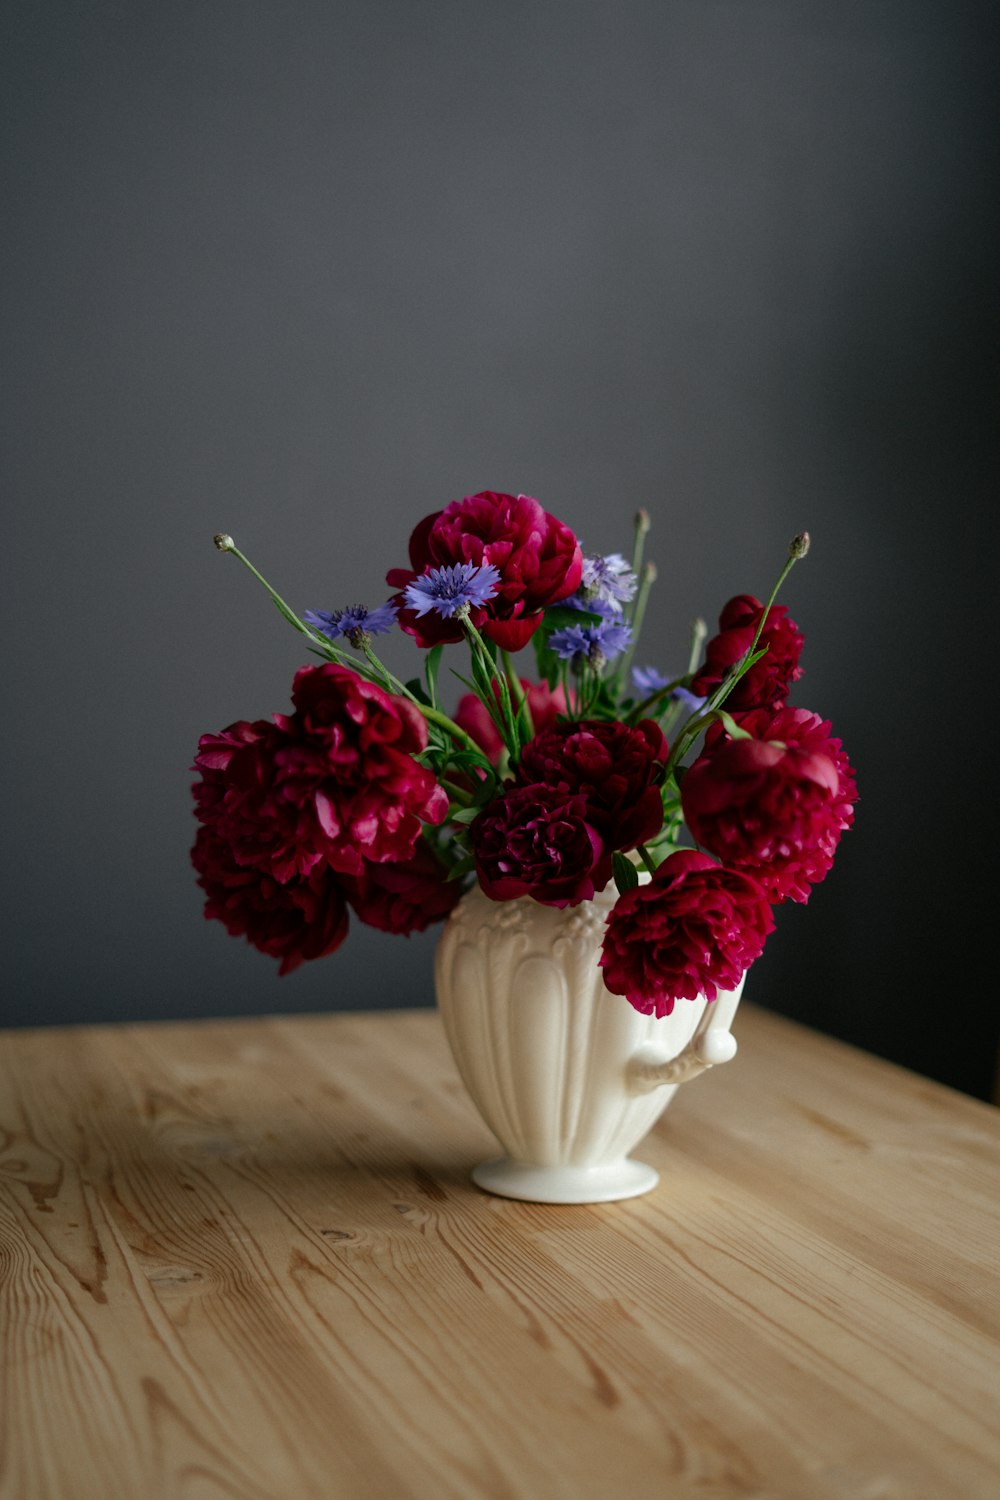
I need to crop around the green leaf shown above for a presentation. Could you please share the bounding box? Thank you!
[532,634,562,688]
[714,709,752,741]
[612,852,640,895]
[449,806,481,826]
[270,595,311,634]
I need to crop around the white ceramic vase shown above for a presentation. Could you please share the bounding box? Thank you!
[435,882,744,1204]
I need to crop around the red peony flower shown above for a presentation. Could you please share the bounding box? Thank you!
[193,717,321,884]
[517,718,667,861]
[470,784,603,907]
[454,677,568,763]
[600,849,774,1017]
[680,706,857,903]
[387,490,583,650]
[691,594,804,712]
[192,665,449,884]
[276,664,450,876]
[343,841,461,935]
[192,826,350,975]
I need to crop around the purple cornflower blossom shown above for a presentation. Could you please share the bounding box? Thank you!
[566,552,638,615]
[672,686,708,714]
[403,561,501,619]
[631,666,707,714]
[631,665,670,695]
[304,602,398,646]
[549,619,633,667]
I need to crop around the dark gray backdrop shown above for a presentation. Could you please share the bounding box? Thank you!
[4,2,997,1097]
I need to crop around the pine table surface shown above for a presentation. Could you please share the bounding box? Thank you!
[1,1003,998,1500]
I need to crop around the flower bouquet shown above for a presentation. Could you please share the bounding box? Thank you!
[193,490,856,1200]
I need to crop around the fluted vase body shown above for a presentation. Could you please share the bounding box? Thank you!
[435,883,744,1203]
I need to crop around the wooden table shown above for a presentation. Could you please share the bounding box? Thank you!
[2,1005,998,1500]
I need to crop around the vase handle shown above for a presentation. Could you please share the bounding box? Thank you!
[626,975,745,1095]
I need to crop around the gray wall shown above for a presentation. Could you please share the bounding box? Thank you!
[4,2,996,1096]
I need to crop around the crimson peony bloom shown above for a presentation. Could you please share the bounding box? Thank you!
[454,677,568,763]
[276,664,450,876]
[680,706,857,903]
[600,849,774,1017]
[387,490,583,650]
[192,826,350,975]
[691,594,804,712]
[192,665,449,884]
[193,717,321,884]
[517,718,667,860]
[470,784,603,907]
[343,841,461,935]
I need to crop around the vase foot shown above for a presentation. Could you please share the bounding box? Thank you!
[471,1157,659,1204]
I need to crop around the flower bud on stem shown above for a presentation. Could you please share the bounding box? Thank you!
[628,509,651,611]
[686,617,707,676]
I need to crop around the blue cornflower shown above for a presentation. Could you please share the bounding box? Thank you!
[631,665,670,695]
[404,562,501,619]
[563,593,620,621]
[304,601,398,645]
[549,619,633,666]
[567,552,638,615]
[631,666,707,714]
[672,686,707,714]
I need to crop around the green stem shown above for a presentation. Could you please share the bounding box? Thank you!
[463,617,518,750]
[501,649,534,740]
[421,705,487,758]
[628,509,651,619]
[441,779,473,808]
[221,540,344,655]
[360,639,410,698]
[662,542,806,779]
[626,674,688,723]
[213,537,490,759]
[637,843,658,876]
[616,560,656,688]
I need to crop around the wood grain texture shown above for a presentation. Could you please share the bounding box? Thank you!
[1,1004,998,1500]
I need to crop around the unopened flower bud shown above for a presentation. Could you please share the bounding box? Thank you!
[789,531,810,560]
[213,533,235,552]
[642,560,657,584]
[634,508,651,536]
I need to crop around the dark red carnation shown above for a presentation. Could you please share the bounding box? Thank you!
[454,677,569,763]
[517,719,667,864]
[342,841,461,935]
[193,717,321,884]
[470,784,603,907]
[192,826,350,975]
[691,594,804,712]
[681,706,857,903]
[387,490,583,650]
[600,849,774,1017]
